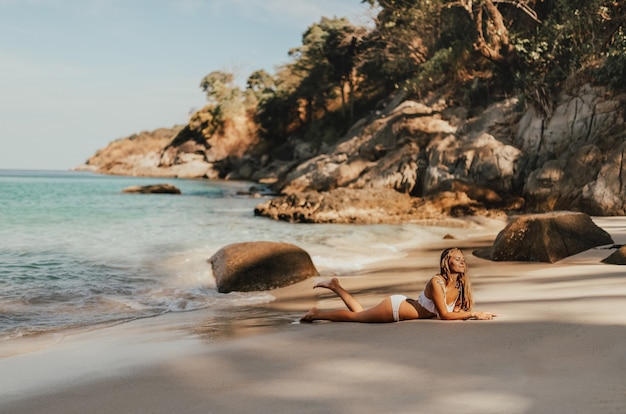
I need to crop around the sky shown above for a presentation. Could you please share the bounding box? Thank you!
[0,0,374,170]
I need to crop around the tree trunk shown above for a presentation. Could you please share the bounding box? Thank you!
[348,70,355,123]
[340,81,347,118]
[471,0,515,65]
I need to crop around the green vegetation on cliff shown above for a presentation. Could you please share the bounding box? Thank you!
[190,0,624,157]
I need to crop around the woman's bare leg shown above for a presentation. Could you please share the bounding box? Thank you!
[301,297,394,323]
[314,278,364,312]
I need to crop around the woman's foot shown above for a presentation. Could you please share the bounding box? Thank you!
[300,307,319,323]
[314,278,340,291]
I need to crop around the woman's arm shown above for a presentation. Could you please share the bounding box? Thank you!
[429,277,496,320]
[441,310,496,320]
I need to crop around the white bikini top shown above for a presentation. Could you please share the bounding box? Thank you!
[417,276,458,316]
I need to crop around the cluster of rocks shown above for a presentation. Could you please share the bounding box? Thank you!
[78,83,626,220]
[257,84,626,221]
[254,186,511,225]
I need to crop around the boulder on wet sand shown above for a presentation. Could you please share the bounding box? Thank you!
[602,245,626,265]
[486,211,613,263]
[209,241,319,293]
[122,184,182,194]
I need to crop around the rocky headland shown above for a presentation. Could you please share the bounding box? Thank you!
[77,83,626,223]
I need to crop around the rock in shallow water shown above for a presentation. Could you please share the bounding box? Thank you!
[121,184,182,194]
[209,241,319,293]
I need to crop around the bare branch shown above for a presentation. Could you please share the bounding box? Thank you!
[492,0,541,23]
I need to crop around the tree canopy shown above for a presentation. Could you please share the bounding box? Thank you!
[197,0,625,148]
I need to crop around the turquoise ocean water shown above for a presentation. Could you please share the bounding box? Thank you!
[0,170,460,343]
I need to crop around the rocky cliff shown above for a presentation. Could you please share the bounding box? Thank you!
[77,103,258,179]
[77,83,626,219]
[254,83,626,220]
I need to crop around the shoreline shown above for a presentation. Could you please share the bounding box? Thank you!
[1,217,625,413]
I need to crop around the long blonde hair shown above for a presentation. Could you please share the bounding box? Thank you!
[439,247,473,311]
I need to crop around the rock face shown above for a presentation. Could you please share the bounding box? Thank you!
[121,184,181,194]
[78,105,260,180]
[256,85,625,222]
[602,246,626,265]
[487,212,614,263]
[518,85,626,214]
[209,241,319,293]
[268,96,526,198]
[276,86,623,215]
[78,127,191,177]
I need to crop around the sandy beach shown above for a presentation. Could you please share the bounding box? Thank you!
[1,217,625,414]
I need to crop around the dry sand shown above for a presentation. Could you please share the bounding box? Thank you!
[1,217,625,414]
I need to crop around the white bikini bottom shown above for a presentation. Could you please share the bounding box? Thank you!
[389,294,408,322]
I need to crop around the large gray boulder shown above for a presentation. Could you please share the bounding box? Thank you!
[486,212,613,263]
[209,241,319,293]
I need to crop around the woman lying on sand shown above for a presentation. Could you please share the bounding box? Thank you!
[301,247,497,323]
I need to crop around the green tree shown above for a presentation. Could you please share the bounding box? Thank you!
[512,0,626,115]
[288,18,335,125]
[246,69,276,103]
[253,65,302,141]
[321,20,367,121]
[197,70,244,137]
[358,0,440,93]
[256,17,369,143]
[363,0,540,63]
